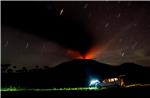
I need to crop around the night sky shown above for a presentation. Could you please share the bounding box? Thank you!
[2,1,150,69]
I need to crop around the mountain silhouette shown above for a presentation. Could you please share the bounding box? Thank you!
[2,59,150,88]
[50,59,150,87]
[52,59,118,77]
[49,59,113,87]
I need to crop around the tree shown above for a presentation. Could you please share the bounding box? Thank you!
[22,67,28,73]
[7,69,13,73]
[1,64,11,73]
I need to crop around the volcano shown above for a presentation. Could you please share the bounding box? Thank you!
[48,59,150,88]
[53,59,114,77]
[50,59,117,87]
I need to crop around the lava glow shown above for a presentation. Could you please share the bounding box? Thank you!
[67,50,83,59]
[83,46,98,59]
[67,46,99,59]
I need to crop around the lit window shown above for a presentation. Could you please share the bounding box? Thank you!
[114,78,118,81]
[110,78,114,82]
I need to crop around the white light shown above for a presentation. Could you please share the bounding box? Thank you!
[110,78,114,82]
[114,78,118,81]
[89,79,100,87]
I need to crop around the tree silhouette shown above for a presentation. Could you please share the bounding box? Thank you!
[43,66,51,73]
[35,65,39,68]
[13,66,17,69]
[1,64,11,73]
[16,67,28,73]
[7,69,13,73]
[22,67,28,73]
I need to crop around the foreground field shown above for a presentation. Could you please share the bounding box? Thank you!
[1,84,150,97]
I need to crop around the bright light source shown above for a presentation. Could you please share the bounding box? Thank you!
[114,78,118,81]
[89,79,100,87]
[110,78,114,82]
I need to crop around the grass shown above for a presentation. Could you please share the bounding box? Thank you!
[1,83,150,92]
[1,87,107,92]
[126,83,150,88]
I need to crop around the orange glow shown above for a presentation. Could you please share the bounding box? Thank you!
[67,50,83,59]
[67,45,100,59]
[83,46,99,59]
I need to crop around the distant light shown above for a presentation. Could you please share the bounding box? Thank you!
[89,79,100,87]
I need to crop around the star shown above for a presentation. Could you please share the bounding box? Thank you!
[133,23,137,27]
[60,9,64,16]
[132,42,138,49]
[117,13,121,18]
[26,42,29,48]
[121,52,125,57]
[84,3,88,9]
[105,23,109,28]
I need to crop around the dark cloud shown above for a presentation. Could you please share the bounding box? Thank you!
[2,1,96,55]
[2,27,71,68]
